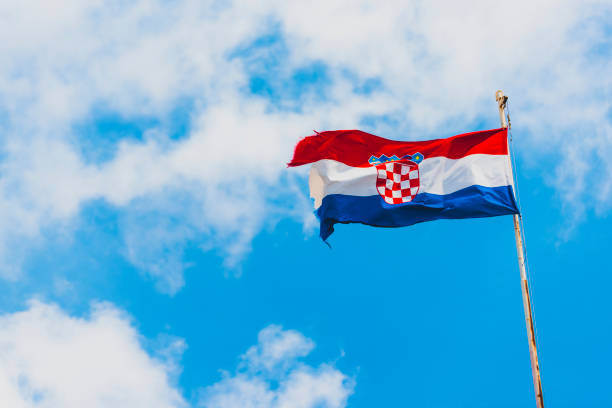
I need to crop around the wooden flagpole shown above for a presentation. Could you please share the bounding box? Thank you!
[496,90,544,408]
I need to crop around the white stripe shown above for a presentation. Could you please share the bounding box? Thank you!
[309,155,513,209]
[309,160,376,208]
[420,154,514,195]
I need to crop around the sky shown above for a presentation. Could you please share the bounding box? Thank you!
[0,0,610,407]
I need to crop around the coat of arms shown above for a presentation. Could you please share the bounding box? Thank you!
[368,153,424,204]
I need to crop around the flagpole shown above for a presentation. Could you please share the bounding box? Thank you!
[496,90,544,408]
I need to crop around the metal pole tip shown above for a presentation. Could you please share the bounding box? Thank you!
[496,90,504,102]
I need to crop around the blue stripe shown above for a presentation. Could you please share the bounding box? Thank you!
[316,185,519,240]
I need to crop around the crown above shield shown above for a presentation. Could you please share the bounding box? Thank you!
[368,152,424,166]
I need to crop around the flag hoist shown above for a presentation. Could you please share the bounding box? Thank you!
[289,90,544,407]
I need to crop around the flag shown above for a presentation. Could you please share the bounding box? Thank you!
[289,128,519,240]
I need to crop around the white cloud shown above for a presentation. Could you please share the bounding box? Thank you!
[0,300,187,408]
[199,325,354,408]
[0,303,353,408]
[242,325,315,374]
[0,0,609,288]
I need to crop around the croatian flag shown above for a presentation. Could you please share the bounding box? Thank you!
[289,128,519,240]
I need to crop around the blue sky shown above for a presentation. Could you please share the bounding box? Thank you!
[0,1,610,407]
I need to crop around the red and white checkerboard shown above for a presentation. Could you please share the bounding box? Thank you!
[375,161,420,204]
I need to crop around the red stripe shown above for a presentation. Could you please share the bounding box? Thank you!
[288,128,508,168]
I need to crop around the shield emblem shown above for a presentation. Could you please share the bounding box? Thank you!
[375,159,420,204]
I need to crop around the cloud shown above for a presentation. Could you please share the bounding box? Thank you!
[0,300,187,408]
[0,0,609,288]
[0,302,353,408]
[199,325,354,408]
[242,325,315,375]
